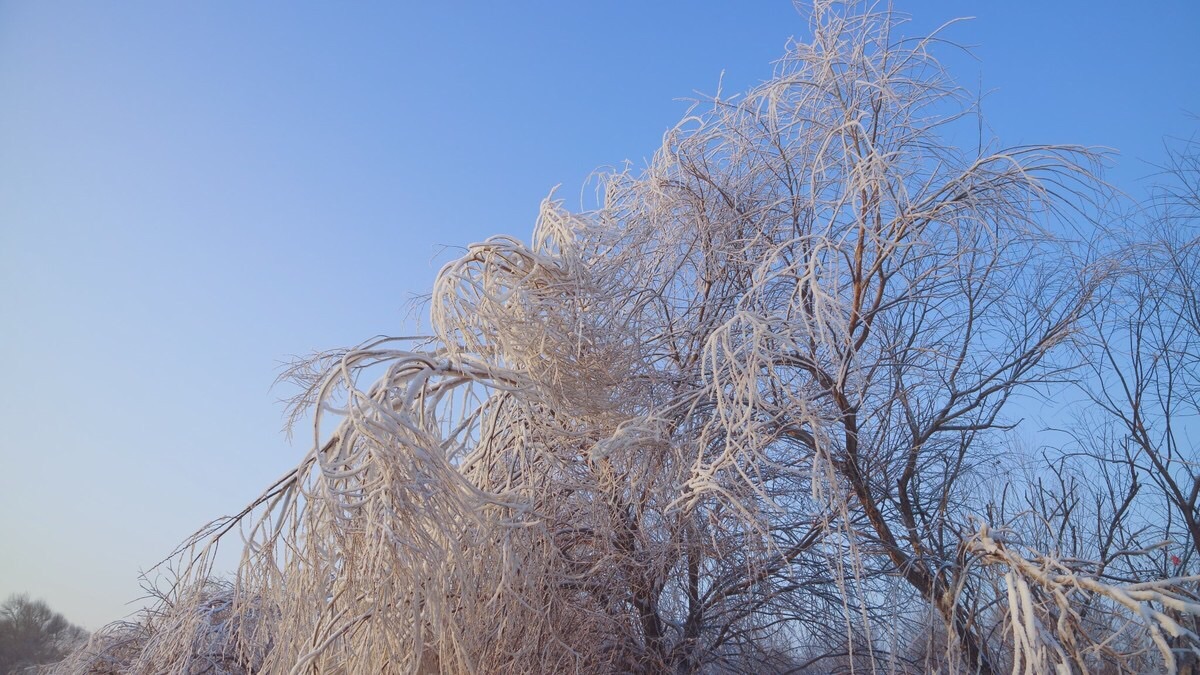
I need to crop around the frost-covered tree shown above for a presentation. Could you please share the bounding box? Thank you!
[58,3,1200,674]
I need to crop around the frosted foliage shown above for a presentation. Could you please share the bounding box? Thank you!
[59,3,1200,674]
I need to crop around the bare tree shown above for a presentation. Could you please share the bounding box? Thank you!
[1058,134,1200,673]
[1086,137,1200,554]
[56,4,1200,674]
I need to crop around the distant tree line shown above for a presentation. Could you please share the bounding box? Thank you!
[0,595,86,674]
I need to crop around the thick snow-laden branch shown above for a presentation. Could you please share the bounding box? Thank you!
[967,524,1200,674]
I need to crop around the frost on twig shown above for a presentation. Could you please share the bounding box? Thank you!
[51,580,269,675]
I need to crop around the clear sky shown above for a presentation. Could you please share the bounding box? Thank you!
[1,1,1197,630]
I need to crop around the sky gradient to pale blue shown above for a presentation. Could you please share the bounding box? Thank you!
[1,1,1198,630]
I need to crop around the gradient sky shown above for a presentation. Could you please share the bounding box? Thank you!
[1,1,1197,630]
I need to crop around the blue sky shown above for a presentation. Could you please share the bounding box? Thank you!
[1,1,1197,630]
